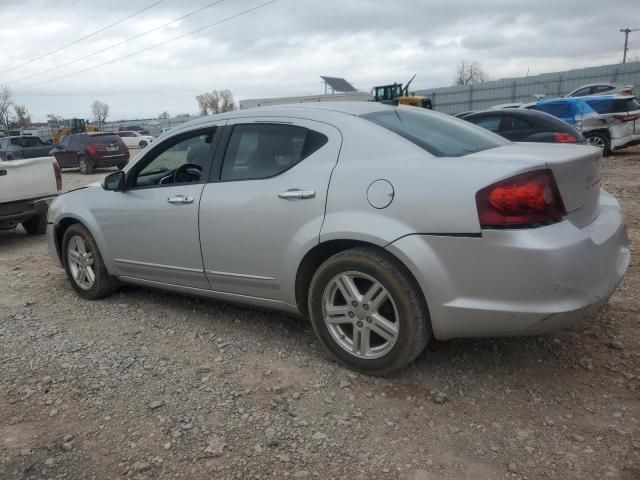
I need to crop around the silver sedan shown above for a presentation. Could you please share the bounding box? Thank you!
[46,103,629,375]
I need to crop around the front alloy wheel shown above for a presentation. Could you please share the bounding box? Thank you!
[62,223,119,299]
[66,235,95,290]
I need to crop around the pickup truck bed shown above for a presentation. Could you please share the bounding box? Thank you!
[0,156,61,234]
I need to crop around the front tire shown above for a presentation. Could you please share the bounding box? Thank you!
[585,132,611,156]
[308,247,431,376]
[138,140,148,148]
[62,224,119,299]
[22,214,47,235]
[78,155,94,174]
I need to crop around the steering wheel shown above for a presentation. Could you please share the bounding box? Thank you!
[172,163,203,184]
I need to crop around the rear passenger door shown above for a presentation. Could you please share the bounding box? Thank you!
[199,118,341,305]
[53,136,77,168]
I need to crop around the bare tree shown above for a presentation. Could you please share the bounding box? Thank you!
[0,85,13,129]
[158,111,170,119]
[220,89,235,113]
[196,89,234,115]
[91,100,110,128]
[14,104,31,128]
[454,60,489,86]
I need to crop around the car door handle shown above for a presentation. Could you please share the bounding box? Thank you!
[278,189,315,200]
[167,195,194,204]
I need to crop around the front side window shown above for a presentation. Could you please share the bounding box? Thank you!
[132,129,216,188]
[537,102,574,119]
[221,124,328,181]
[362,108,508,157]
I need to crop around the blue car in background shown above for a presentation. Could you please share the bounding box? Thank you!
[532,95,640,155]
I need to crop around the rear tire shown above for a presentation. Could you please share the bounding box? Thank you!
[585,132,611,156]
[22,214,47,235]
[78,155,94,175]
[308,247,431,376]
[62,224,119,300]
[138,140,148,148]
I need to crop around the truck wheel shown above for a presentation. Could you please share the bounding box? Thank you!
[22,214,47,235]
[308,247,431,376]
[62,223,119,299]
[78,155,94,174]
[585,132,611,156]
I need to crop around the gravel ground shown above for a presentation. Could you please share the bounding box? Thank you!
[1,148,639,480]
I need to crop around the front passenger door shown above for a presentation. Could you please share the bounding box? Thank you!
[92,125,224,288]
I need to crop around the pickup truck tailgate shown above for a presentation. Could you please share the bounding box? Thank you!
[0,156,58,203]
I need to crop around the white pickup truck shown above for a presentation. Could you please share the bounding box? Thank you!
[0,156,62,234]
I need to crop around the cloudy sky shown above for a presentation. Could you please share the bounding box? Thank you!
[1,0,639,122]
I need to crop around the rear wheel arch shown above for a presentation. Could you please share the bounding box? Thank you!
[295,239,427,320]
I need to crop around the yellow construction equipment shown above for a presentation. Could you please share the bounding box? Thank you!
[52,118,100,144]
[372,75,433,109]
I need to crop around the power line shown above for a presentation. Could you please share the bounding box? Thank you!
[15,0,279,93]
[0,0,164,78]
[6,0,228,86]
[27,0,83,26]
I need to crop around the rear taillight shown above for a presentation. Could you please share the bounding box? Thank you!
[554,132,577,143]
[52,159,62,191]
[476,169,566,228]
[613,114,640,122]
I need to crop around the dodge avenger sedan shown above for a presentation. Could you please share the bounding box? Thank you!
[46,102,629,375]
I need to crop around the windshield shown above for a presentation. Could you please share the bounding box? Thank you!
[361,108,508,157]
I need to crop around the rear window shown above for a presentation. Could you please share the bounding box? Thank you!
[361,108,508,157]
[586,98,640,114]
[536,102,574,118]
[90,134,122,145]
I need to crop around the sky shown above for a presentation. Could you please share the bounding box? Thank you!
[0,0,639,122]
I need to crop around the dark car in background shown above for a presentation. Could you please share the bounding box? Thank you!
[461,109,585,144]
[0,136,55,161]
[50,133,130,174]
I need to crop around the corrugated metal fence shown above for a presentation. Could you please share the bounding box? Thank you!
[415,61,640,114]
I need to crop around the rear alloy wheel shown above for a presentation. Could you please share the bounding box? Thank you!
[78,155,94,174]
[138,140,148,148]
[585,132,611,156]
[22,214,47,235]
[62,224,119,299]
[308,247,430,376]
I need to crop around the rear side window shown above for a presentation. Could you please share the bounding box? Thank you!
[471,116,501,132]
[10,137,43,147]
[361,108,508,157]
[221,124,328,181]
[91,135,122,145]
[587,98,640,114]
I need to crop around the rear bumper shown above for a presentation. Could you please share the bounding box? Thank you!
[0,196,54,229]
[386,190,629,340]
[92,154,128,168]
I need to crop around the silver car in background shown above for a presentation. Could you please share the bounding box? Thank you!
[46,103,629,375]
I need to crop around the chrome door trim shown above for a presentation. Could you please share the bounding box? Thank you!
[206,269,275,281]
[114,258,204,273]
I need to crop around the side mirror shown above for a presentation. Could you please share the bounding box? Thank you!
[104,170,125,191]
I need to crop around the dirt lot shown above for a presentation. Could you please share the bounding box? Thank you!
[1,149,639,480]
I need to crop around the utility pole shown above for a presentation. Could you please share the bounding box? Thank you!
[620,28,640,63]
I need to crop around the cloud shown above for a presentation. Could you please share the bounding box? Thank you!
[0,0,637,121]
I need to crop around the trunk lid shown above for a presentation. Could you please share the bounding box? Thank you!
[469,143,602,227]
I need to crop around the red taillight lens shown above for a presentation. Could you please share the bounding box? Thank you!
[52,159,62,191]
[554,132,577,143]
[476,169,566,228]
[613,114,640,122]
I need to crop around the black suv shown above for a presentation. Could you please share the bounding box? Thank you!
[51,133,130,174]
